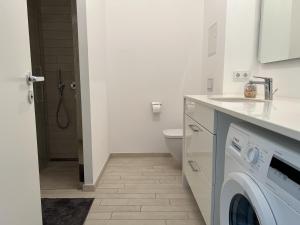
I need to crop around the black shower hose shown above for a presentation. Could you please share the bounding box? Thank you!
[56,84,70,129]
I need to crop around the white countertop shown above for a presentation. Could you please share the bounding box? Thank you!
[185,95,300,141]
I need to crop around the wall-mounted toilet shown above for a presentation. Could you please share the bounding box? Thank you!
[163,129,183,166]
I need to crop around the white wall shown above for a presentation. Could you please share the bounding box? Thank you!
[222,0,300,98]
[201,0,227,94]
[77,0,109,185]
[106,0,204,153]
[222,0,259,95]
[86,0,110,183]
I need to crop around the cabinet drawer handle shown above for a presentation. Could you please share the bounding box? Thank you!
[186,102,196,110]
[189,124,203,132]
[188,160,199,172]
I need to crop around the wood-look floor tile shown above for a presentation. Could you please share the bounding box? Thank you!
[118,188,186,194]
[97,184,125,189]
[100,179,159,184]
[159,179,182,184]
[156,193,193,199]
[94,188,119,194]
[141,205,197,212]
[104,172,143,176]
[187,212,203,220]
[142,171,181,176]
[106,220,166,225]
[94,193,155,199]
[41,156,204,225]
[87,212,112,220]
[100,198,170,206]
[124,184,182,189]
[121,175,178,180]
[100,176,121,180]
[170,199,198,207]
[166,220,205,225]
[111,211,187,220]
[90,205,141,213]
[84,220,108,225]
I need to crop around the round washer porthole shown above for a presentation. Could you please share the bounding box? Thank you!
[220,173,277,225]
[229,194,260,225]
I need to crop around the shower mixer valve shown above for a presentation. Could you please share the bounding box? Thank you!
[70,81,76,90]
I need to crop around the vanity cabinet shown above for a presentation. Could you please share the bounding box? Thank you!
[185,99,215,133]
[184,99,216,225]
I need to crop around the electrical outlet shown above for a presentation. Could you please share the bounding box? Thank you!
[233,71,250,82]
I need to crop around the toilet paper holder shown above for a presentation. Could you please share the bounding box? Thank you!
[151,102,162,113]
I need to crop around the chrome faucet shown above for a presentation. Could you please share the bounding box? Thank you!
[248,76,277,100]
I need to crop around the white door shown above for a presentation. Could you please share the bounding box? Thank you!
[220,172,276,225]
[0,1,42,225]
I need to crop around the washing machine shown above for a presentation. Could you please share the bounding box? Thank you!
[220,123,300,225]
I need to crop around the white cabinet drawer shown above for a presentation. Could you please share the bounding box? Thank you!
[185,99,215,134]
[184,115,215,225]
[185,159,212,225]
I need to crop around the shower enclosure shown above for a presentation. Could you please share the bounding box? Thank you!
[27,0,83,188]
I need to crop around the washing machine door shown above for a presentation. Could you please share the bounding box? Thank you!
[220,172,277,225]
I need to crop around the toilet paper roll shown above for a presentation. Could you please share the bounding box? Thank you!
[152,104,161,113]
[152,102,162,113]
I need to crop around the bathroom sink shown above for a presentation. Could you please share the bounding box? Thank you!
[209,97,266,103]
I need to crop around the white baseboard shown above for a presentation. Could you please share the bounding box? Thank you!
[82,154,111,192]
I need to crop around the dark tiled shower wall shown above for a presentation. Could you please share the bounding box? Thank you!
[40,0,78,159]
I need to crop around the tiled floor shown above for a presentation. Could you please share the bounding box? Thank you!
[39,161,79,190]
[40,155,206,225]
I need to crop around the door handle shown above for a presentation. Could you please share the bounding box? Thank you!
[188,160,199,172]
[188,124,203,132]
[26,72,45,85]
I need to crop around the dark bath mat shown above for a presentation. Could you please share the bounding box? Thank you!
[41,198,94,225]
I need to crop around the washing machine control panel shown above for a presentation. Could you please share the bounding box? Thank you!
[243,145,269,169]
[246,147,260,164]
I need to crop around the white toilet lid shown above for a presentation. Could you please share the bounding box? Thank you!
[163,129,183,139]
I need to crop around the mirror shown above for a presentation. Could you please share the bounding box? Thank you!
[259,0,300,63]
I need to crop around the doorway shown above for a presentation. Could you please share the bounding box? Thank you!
[27,0,83,189]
